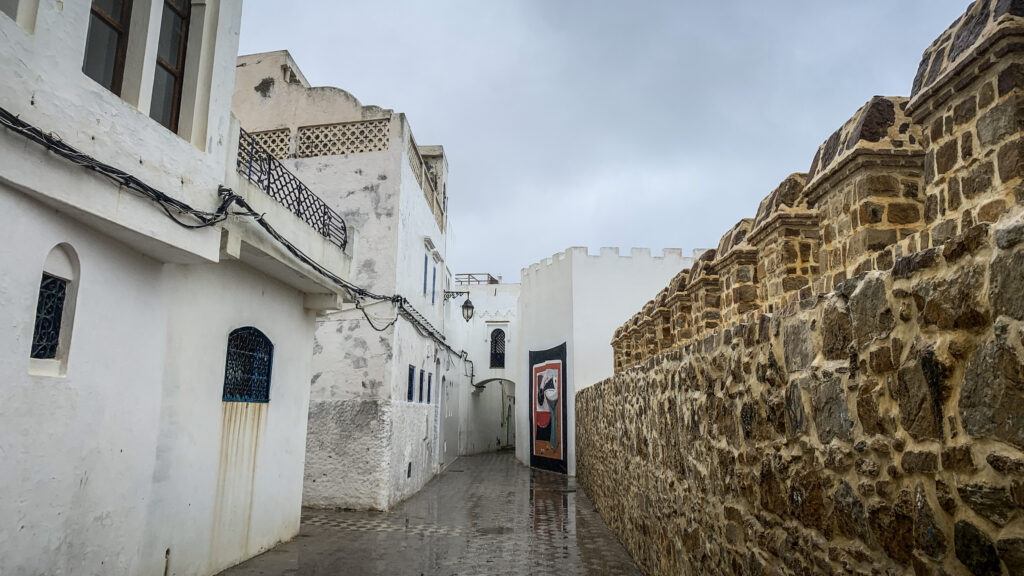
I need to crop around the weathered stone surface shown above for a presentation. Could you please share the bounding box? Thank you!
[894,345,947,441]
[1000,62,1024,97]
[999,136,1024,183]
[936,140,958,175]
[960,322,1024,448]
[821,300,852,360]
[942,445,975,472]
[918,264,989,330]
[958,483,1018,526]
[994,221,1024,249]
[996,0,1024,18]
[988,453,1024,474]
[858,201,885,225]
[992,248,1024,321]
[954,96,978,125]
[857,382,884,436]
[833,481,870,542]
[785,379,806,438]
[977,199,1006,223]
[914,484,946,560]
[941,223,989,261]
[783,321,815,372]
[812,376,853,444]
[954,521,1001,576]
[997,537,1024,575]
[892,248,939,279]
[936,479,957,513]
[849,276,893,345]
[962,161,994,199]
[887,202,921,225]
[901,451,938,473]
[977,95,1024,148]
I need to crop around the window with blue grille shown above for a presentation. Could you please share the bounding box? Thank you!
[432,266,436,305]
[427,372,432,403]
[31,273,68,359]
[423,253,428,295]
[419,369,424,402]
[222,327,273,403]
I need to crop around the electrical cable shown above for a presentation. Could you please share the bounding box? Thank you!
[0,104,471,363]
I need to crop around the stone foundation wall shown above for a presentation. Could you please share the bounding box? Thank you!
[582,2,1024,574]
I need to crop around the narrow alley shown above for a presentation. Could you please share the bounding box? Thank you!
[219,453,640,575]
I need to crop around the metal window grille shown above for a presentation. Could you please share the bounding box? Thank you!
[30,273,68,359]
[427,373,432,404]
[222,327,273,403]
[419,370,424,402]
[237,128,348,250]
[490,329,506,368]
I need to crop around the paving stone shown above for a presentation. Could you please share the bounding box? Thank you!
[219,453,641,575]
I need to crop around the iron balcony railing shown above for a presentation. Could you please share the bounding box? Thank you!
[237,128,348,250]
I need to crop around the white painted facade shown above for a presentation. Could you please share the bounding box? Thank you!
[512,247,692,475]
[232,51,473,511]
[1,4,352,576]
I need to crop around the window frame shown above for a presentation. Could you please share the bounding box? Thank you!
[222,326,274,403]
[489,328,506,369]
[427,372,432,403]
[151,0,192,132]
[419,369,424,402]
[407,364,416,402]
[84,0,134,96]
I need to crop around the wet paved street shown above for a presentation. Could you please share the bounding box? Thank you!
[220,452,640,575]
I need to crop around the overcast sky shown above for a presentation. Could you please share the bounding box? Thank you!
[238,1,969,281]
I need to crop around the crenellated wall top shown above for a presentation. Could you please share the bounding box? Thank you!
[909,0,1024,112]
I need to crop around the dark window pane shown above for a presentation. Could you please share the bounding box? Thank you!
[166,0,187,12]
[157,4,184,69]
[31,274,68,360]
[222,327,273,403]
[82,15,121,91]
[93,0,124,20]
[150,65,175,129]
[1,0,18,20]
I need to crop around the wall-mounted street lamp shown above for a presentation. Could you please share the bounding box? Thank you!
[444,290,474,322]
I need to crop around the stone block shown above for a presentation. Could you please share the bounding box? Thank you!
[998,62,1024,97]
[812,376,853,444]
[977,199,1006,223]
[894,345,947,440]
[977,95,1024,148]
[892,248,939,279]
[901,451,938,473]
[994,221,1024,248]
[961,160,993,199]
[941,223,989,261]
[821,300,852,360]
[936,139,958,175]
[960,321,1024,448]
[941,445,975,472]
[997,135,1024,183]
[887,202,921,225]
[957,483,1017,526]
[849,276,894,344]
[990,249,1024,320]
[858,201,885,225]
[953,95,977,125]
[954,521,1001,576]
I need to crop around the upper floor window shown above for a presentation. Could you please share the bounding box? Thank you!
[150,0,191,131]
[29,244,80,377]
[407,365,416,402]
[490,328,506,368]
[83,0,133,95]
[222,327,273,403]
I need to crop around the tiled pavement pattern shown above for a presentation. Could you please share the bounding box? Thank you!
[219,452,640,575]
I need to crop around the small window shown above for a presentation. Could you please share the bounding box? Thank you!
[427,373,432,403]
[419,369,424,402]
[423,254,428,295]
[31,273,68,359]
[150,0,191,131]
[222,327,273,403]
[83,0,133,95]
[29,244,80,377]
[490,328,506,368]
[407,365,415,402]
[431,267,436,305]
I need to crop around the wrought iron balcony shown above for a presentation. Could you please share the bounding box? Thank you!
[237,128,348,250]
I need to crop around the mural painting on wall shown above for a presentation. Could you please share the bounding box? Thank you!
[530,343,567,474]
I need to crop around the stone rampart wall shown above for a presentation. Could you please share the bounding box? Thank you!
[579,2,1024,574]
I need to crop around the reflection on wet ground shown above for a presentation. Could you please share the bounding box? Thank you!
[219,452,640,575]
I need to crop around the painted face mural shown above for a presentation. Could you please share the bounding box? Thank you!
[530,343,567,474]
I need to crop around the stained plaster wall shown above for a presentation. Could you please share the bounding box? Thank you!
[233,52,457,510]
[0,5,349,574]
[0,185,319,576]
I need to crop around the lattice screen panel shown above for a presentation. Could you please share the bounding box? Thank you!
[296,118,390,157]
[250,128,291,160]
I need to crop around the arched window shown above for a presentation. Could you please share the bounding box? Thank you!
[29,244,80,376]
[222,327,273,403]
[490,328,506,368]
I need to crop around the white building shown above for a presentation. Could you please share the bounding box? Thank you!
[232,51,474,511]
[514,247,692,475]
[0,3,354,575]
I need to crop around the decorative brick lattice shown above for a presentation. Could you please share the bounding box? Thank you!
[250,128,291,160]
[296,118,390,157]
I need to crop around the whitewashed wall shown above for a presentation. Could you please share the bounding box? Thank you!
[233,52,460,510]
[515,247,692,475]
